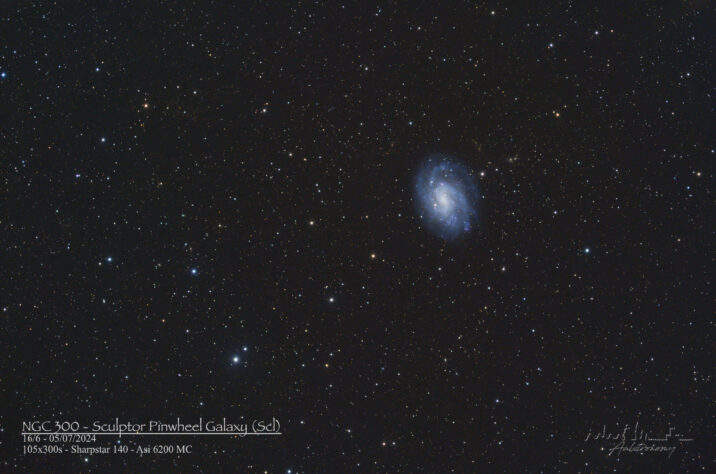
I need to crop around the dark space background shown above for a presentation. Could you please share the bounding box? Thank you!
[1,1,713,472]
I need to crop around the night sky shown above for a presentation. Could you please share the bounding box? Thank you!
[2,1,714,472]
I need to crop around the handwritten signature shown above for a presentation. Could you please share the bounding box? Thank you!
[585,423,693,458]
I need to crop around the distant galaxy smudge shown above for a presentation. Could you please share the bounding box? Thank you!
[414,155,479,240]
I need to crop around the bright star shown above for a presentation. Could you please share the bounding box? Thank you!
[232,356,239,363]
[191,268,198,275]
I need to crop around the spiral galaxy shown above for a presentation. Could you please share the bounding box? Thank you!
[414,155,479,240]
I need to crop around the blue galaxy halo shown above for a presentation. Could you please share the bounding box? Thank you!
[414,154,479,240]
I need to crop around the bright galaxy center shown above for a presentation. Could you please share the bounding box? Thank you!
[414,156,479,240]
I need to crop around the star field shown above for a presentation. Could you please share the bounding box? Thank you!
[1,2,713,472]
